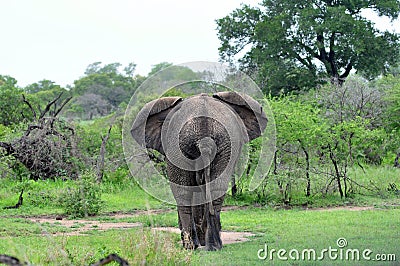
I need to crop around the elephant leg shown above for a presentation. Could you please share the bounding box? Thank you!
[177,205,199,250]
[204,195,225,251]
[168,162,200,249]
[192,204,206,246]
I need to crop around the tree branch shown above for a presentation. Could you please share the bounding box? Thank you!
[339,61,353,79]
[39,92,63,119]
[54,96,72,118]
[328,32,338,76]
[0,141,14,156]
[22,94,37,120]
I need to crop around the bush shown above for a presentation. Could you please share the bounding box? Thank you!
[60,171,103,217]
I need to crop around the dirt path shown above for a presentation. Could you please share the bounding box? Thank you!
[25,205,378,241]
[27,217,142,236]
[26,208,255,244]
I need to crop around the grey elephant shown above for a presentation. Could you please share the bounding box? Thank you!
[131,91,267,251]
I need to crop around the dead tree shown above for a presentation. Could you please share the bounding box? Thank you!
[0,93,80,180]
[96,125,112,182]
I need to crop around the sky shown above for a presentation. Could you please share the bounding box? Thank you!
[0,0,399,88]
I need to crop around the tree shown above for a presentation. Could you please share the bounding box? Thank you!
[0,75,32,126]
[67,93,112,120]
[270,96,325,198]
[148,62,173,76]
[24,79,62,94]
[313,78,390,196]
[377,74,400,167]
[0,93,79,180]
[70,62,140,119]
[216,0,400,94]
[24,80,71,117]
[124,62,137,77]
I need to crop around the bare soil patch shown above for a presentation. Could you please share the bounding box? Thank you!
[27,217,142,236]
[26,208,255,244]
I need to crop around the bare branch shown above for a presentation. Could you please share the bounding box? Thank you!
[39,92,63,119]
[54,96,72,118]
[24,125,43,137]
[0,141,14,156]
[22,94,37,120]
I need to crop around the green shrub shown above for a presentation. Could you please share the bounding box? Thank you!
[60,171,103,217]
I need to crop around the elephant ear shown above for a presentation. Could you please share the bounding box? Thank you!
[213,91,267,142]
[131,97,183,154]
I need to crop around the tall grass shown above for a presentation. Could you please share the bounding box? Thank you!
[0,228,192,265]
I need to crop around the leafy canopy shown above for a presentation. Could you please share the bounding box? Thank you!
[0,75,32,126]
[217,0,400,94]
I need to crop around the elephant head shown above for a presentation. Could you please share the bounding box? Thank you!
[131,91,267,250]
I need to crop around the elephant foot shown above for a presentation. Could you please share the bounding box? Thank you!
[182,231,197,250]
[195,244,222,251]
[204,243,222,251]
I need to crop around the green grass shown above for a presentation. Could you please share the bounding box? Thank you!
[0,218,72,237]
[0,177,167,217]
[101,183,168,213]
[0,208,398,265]
[0,228,192,265]
[225,165,400,209]
[0,165,399,265]
[195,208,400,265]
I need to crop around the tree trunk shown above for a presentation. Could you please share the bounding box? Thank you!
[299,140,311,197]
[329,148,344,198]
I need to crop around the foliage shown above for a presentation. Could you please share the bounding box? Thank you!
[24,79,63,94]
[0,92,82,181]
[60,170,103,218]
[378,74,400,130]
[75,114,126,177]
[216,0,400,94]
[242,76,397,202]
[67,62,143,120]
[148,62,173,76]
[1,60,399,209]
[0,75,32,126]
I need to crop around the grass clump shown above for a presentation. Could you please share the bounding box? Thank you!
[60,170,103,218]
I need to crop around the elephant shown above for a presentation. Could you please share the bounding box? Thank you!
[131,91,267,251]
